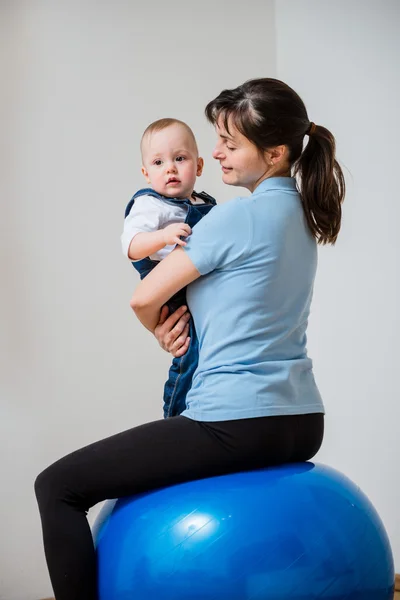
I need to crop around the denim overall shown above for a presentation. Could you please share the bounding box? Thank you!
[125,188,217,418]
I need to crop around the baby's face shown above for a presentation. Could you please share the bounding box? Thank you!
[141,124,203,199]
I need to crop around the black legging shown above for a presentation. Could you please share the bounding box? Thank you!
[35,412,324,600]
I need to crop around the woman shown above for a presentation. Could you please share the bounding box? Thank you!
[35,78,345,600]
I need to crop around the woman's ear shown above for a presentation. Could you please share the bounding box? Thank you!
[196,157,204,177]
[268,145,289,165]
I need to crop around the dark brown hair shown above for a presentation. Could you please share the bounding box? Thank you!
[205,78,345,245]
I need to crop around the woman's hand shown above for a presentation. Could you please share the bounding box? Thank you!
[154,305,191,357]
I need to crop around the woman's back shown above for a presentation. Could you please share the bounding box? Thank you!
[183,177,324,421]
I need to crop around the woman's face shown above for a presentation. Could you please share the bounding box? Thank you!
[212,116,271,192]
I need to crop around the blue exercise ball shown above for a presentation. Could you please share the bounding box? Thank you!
[93,463,394,599]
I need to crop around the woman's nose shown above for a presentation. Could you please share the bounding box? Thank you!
[212,146,224,160]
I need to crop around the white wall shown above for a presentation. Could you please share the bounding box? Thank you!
[2,1,398,597]
[275,0,400,569]
[0,1,276,598]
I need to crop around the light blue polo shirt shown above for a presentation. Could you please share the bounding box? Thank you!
[181,177,324,422]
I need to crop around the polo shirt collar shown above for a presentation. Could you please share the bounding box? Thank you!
[253,177,298,195]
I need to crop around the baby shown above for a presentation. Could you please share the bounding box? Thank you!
[121,118,216,418]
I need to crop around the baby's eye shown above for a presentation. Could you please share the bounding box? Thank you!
[175,156,186,162]
[227,146,236,151]
[153,159,162,166]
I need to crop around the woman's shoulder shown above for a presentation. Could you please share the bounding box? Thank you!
[207,196,248,218]
[199,196,252,236]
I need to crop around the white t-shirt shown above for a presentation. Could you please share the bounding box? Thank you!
[121,193,205,262]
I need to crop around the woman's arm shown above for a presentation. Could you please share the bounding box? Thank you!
[130,247,200,333]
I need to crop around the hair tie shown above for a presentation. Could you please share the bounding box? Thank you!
[307,122,317,136]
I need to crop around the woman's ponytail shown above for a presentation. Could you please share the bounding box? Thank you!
[294,124,345,245]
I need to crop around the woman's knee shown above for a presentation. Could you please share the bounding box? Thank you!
[34,457,74,508]
[35,462,59,506]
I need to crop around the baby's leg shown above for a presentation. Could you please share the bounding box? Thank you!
[163,317,198,417]
[162,289,195,417]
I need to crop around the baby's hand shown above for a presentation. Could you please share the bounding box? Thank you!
[162,223,192,247]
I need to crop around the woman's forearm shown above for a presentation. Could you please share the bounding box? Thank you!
[130,298,161,333]
[130,247,200,333]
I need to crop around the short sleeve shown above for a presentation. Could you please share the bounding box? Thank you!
[183,198,252,275]
[120,195,166,257]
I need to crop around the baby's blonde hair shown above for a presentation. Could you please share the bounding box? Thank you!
[140,118,198,158]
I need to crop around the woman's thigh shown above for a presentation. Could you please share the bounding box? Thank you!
[36,416,235,509]
[36,413,324,509]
